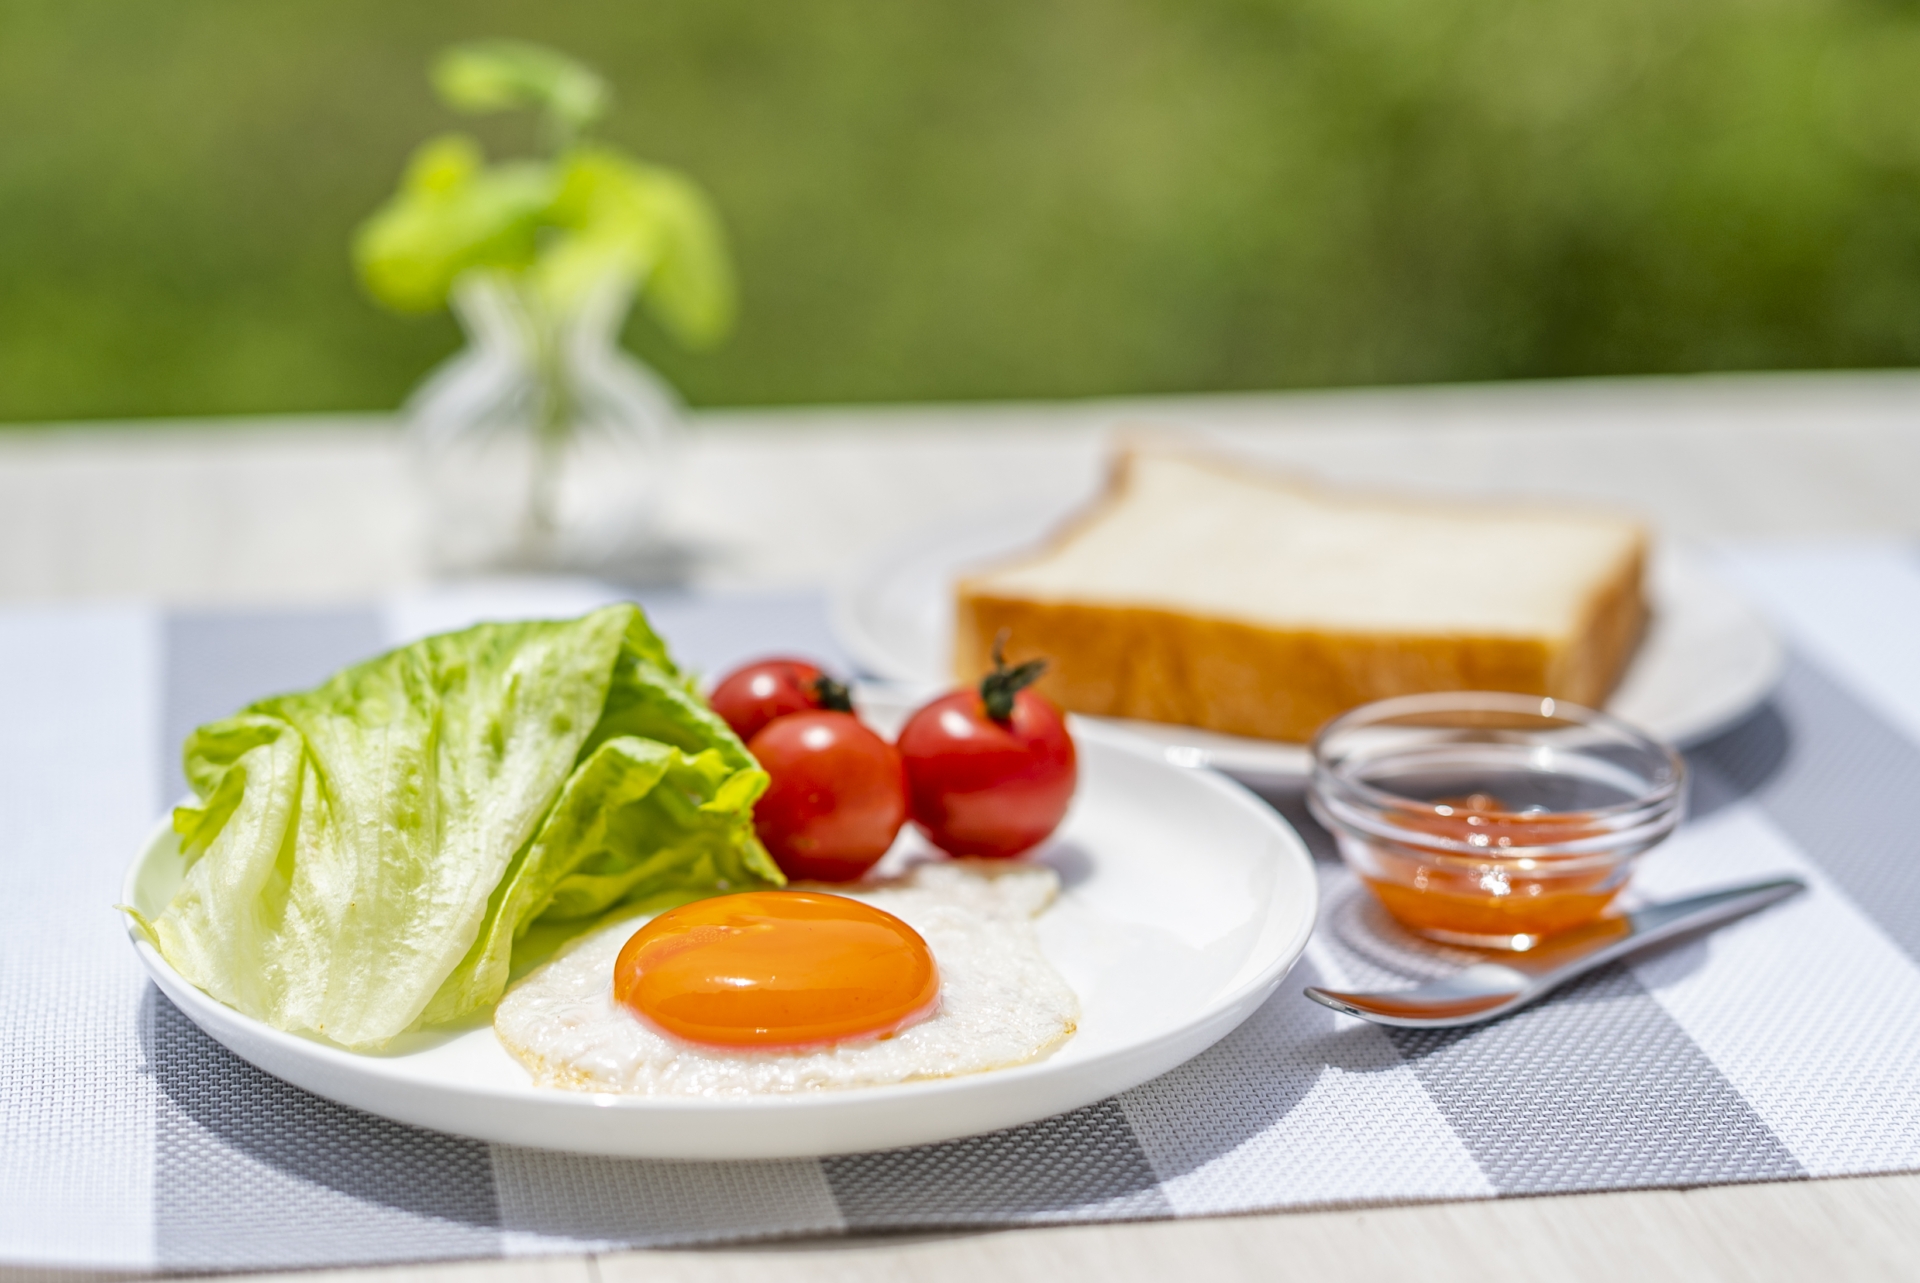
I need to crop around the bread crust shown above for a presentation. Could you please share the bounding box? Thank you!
[954,445,1649,743]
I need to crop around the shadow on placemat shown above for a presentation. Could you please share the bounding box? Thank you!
[140,989,502,1269]
[1688,703,1791,822]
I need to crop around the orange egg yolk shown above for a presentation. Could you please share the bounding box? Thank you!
[612,891,940,1049]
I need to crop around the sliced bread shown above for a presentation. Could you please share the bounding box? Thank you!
[953,448,1648,742]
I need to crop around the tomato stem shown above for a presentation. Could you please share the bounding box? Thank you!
[981,630,1047,722]
[812,674,854,713]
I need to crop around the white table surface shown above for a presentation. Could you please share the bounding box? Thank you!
[6,369,1919,1282]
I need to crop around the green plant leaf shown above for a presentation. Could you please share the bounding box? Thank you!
[351,134,554,313]
[433,40,608,133]
[537,146,737,347]
[354,49,735,349]
[630,165,738,350]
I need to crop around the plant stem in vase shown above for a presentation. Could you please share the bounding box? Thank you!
[527,287,571,560]
[406,273,683,576]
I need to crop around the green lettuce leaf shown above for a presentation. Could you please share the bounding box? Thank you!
[144,603,780,1050]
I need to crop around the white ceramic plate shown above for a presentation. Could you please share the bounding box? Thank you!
[832,505,1784,784]
[123,721,1316,1160]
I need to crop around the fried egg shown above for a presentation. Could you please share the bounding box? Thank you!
[494,861,1078,1095]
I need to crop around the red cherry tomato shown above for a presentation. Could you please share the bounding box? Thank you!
[710,657,850,743]
[898,685,1077,859]
[748,711,908,882]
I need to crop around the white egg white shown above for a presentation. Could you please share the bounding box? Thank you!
[494,860,1079,1096]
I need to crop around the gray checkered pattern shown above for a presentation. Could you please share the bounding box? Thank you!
[6,566,1920,1271]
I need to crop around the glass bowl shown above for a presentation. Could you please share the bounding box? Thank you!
[1308,692,1686,951]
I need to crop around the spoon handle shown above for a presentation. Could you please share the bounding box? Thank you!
[1307,876,1807,1028]
[1622,877,1807,941]
[1500,876,1811,979]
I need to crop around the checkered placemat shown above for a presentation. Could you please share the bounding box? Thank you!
[7,548,1920,1273]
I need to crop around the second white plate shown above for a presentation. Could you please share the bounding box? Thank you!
[124,721,1317,1160]
[832,505,1784,783]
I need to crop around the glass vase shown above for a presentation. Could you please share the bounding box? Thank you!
[405,272,683,576]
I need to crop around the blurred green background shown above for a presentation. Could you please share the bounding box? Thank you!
[3,0,1919,422]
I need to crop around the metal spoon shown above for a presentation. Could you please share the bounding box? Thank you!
[1305,877,1806,1028]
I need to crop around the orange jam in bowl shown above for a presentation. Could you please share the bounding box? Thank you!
[1308,694,1686,951]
